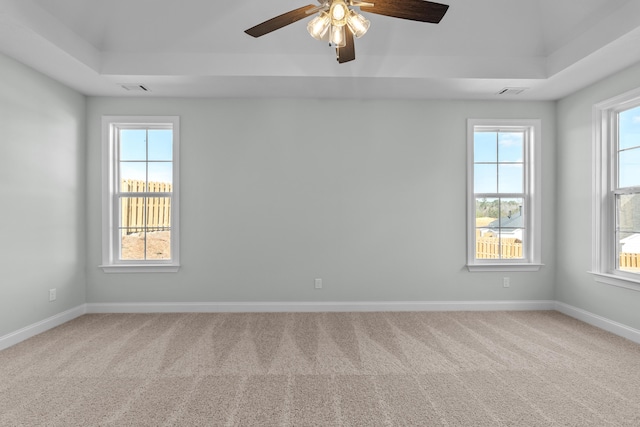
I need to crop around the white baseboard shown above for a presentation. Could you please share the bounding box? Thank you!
[85,300,556,314]
[555,301,640,345]
[4,301,638,352]
[0,305,86,351]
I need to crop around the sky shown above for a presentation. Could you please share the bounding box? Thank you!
[473,130,523,195]
[119,129,173,185]
[618,105,640,188]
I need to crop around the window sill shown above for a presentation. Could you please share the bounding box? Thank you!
[467,263,544,272]
[589,272,640,292]
[100,264,180,273]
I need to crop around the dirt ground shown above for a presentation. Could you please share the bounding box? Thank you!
[121,231,171,260]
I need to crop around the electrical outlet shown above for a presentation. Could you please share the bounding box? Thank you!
[503,277,510,288]
[314,278,322,289]
[49,289,56,301]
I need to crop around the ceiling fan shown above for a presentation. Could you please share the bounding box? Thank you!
[244,0,449,64]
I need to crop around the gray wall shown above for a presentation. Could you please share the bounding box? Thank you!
[86,98,556,303]
[5,41,640,336]
[556,61,640,330]
[8,44,640,335]
[0,53,86,337]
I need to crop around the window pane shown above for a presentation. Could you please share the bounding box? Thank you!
[475,235,523,260]
[474,164,497,193]
[120,162,146,185]
[145,195,171,262]
[146,230,171,259]
[498,198,525,259]
[618,193,640,233]
[475,198,499,226]
[619,147,640,188]
[475,197,524,260]
[619,106,640,151]
[476,198,499,260]
[120,195,146,261]
[474,132,497,162]
[619,232,640,273]
[498,132,523,162]
[475,198,500,259]
[120,178,146,193]
[119,197,172,260]
[120,129,146,160]
[120,197,145,235]
[476,236,499,258]
[498,164,523,193]
[145,197,171,259]
[120,229,145,260]
[148,129,173,161]
[145,197,172,231]
[500,235,524,258]
[148,162,173,185]
[499,198,524,229]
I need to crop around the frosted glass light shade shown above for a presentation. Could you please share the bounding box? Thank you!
[347,10,370,38]
[307,12,331,40]
[330,24,346,47]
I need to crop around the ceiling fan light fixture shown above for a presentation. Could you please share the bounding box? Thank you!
[330,24,346,47]
[307,12,331,40]
[244,0,450,64]
[347,10,370,38]
[329,0,349,26]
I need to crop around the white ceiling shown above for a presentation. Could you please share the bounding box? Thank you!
[1,0,640,100]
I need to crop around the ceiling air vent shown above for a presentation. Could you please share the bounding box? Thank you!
[497,87,528,95]
[120,84,150,92]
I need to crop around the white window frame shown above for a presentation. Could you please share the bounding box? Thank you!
[466,119,542,272]
[591,87,640,291]
[100,116,180,273]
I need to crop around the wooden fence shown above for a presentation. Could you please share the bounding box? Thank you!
[476,237,523,259]
[121,180,171,234]
[476,236,640,267]
[620,253,640,269]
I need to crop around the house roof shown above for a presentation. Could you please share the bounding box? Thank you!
[487,211,523,229]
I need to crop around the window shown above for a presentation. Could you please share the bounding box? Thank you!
[592,88,640,289]
[101,116,180,273]
[466,119,542,271]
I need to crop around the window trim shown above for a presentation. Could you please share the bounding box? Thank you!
[591,87,640,290]
[466,119,543,272]
[100,116,180,273]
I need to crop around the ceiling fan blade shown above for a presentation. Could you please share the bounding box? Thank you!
[360,0,449,23]
[336,27,355,63]
[245,5,318,38]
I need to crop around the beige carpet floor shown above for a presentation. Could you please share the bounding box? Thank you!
[1,311,640,426]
